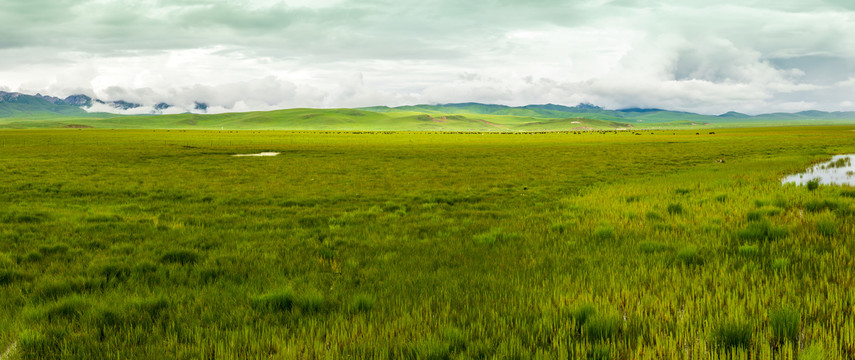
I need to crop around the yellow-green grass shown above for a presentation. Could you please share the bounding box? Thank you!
[1,127,854,359]
[0,109,560,131]
[3,106,855,131]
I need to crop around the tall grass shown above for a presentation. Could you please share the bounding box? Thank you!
[769,307,800,344]
[1,127,854,358]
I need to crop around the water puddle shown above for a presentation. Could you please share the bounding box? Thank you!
[1,341,17,360]
[781,154,855,186]
[232,152,280,157]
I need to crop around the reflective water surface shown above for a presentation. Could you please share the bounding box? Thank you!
[232,152,280,157]
[781,155,855,186]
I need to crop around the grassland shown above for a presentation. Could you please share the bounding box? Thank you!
[1,127,855,359]
[3,105,855,131]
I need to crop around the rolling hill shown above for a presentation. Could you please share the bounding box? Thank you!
[0,92,114,119]
[2,91,855,130]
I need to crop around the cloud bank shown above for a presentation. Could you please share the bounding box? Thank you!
[1,0,854,114]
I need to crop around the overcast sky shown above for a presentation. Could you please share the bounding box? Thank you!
[1,0,854,114]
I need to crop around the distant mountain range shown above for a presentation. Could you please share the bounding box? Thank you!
[360,102,855,123]
[1,91,855,130]
[0,91,209,117]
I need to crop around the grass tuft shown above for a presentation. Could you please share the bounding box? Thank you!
[0,269,31,285]
[92,262,131,282]
[33,279,93,301]
[676,246,702,266]
[0,253,14,269]
[745,210,763,222]
[736,220,787,242]
[804,199,837,212]
[133,297,170,320]
[24,251,43,263]
[666,203,683,215]
[772,257,790,272]
[254,290,296,311]
[586,345,612,360]
[550,222,571,233]
[18,329,47,354]
[770,307,800,343]
[254,288,326,313]
[38,243,69,255]
[738,244,759,257]
[443,327,467,352]
[711,319,752,350]
[586,313,620,341]
[644,211,663,221]
[298,291,326,313]
[95,308,126,328]
[593,224,616,240]
[160,250,200,265]
[639,241,671,253]
[816,219,838,236]
[806,179,819,191]
[43,297,91,321]
[571,303,597,325]
[473,229,522,246]
[349,294,376,313]
[413,338,451,360]
[133,261,159,274]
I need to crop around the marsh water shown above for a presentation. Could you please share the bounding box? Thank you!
[781,154,855,186]
[232,152,280,157]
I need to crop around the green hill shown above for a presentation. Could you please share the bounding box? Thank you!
[513,118,633,131]
[0,92,113,119]
[0,92,90,118]
[2,92,855,130]
[0,108,589,131]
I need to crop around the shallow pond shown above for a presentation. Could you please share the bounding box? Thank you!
[232,152,280,157]
[781,154,855,186]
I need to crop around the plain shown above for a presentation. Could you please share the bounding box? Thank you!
[1,127,854,359]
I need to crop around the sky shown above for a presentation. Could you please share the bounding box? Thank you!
[1,0,855,115]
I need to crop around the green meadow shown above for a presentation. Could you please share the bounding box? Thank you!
[0,109,645,131]
[2,127,855,359]
[3,104,855,131]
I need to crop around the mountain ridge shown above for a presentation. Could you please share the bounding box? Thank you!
[1,91,855,130]
[359,102,855,123]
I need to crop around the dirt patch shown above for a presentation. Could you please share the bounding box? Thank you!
[477,119,503,128]
[63,124,93,128]
[429,115,448,123]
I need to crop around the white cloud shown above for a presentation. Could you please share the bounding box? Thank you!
[1,0,855,114]
[837,78,855,88]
